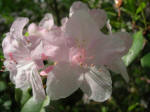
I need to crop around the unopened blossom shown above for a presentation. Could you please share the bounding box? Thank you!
[46,1,132,102]
[2,18,45,100]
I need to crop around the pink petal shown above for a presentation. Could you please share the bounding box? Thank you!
[34,59,44,69]
[30,41,43,60]
[2,34,29,61]
[39,13,54,30]
[46,62,82,100]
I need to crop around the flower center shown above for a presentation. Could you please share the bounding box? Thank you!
[71,48,86,66]
[41,53,48,60]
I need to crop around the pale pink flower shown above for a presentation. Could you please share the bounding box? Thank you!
[2,1,132,102]
[65,1,132,82]
[2,18,45,100]
[2,15,71,101]
[46,1,132,102]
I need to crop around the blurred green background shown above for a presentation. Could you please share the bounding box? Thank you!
[0,0,150,112]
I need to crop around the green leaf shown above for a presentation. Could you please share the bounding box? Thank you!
[15,88,22,103]
[15,88,31,107]
[21,96,50,112]
[136,2,146,15]
[128,103,139,111]
[101,106,107,112]
[0,81,7,91]
[125,0,136,13]
[123,31,144,66]
[2,33,6,38]
[121,7,133,16]
[141,53,150,68]
[0,0,2,10]
[21,89,31,106]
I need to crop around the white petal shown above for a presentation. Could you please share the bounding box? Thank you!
[15,62,45,100]
[61,17,68,26]
[9,70,17,84]
[111,32,132,55]
[107,58,129,82]
[28,23,38,35]
[89,9,107,29]
[10,17,29,40]
[39,13,54,30]
[80,66,112,102]
[30,64,46,100]
[61,17,68,31]
[87,35,130,82]
[46,62,81,100]
[4,60,16,71]
[69,1,89,16]
[87,33,130,66]
[65,10,101,46]
[15,64,30,89]
[4,60,17,84]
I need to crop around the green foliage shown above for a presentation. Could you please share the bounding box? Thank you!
[136,2,146,15]
[123,31,145,66]
[15,88,31,106]
[141,53,150,68]
[21,96,50,112]
[0,81,7,91]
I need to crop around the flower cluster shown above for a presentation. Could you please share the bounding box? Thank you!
[2,1,132,102]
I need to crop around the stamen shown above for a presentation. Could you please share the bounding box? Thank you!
[54,62,57,65]
[90,64,94,67]
[99,68,102,72]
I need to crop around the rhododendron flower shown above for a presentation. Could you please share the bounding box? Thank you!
[2,14,72,101]
[65,1,132,82]
[2,18,45,100]
[26,13,71,77]
[46,1,132,102]
[2,1,132,103]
